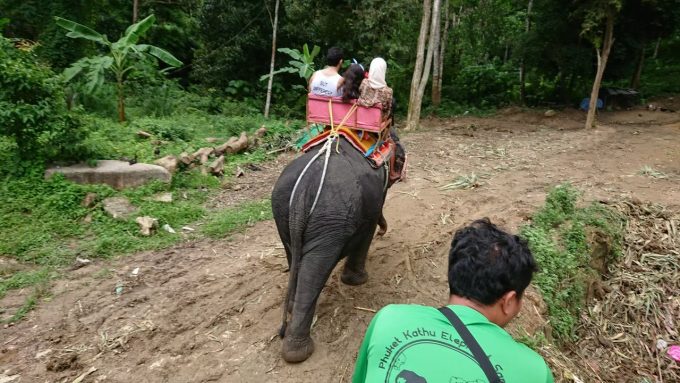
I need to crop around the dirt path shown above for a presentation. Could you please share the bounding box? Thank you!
[2,106,679,383]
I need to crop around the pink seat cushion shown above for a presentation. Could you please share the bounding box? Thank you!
[307,94,383,133]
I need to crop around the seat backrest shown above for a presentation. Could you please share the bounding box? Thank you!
[306,94,384,133]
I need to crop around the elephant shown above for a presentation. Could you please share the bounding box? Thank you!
[271,135,404,363]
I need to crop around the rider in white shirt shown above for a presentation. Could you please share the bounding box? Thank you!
[309,47,344,97]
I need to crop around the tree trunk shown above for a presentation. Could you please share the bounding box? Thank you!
[133,0,139,23]
[652,36,661,59]
[431,17,440,108]
[117,79,126,122]
[406,0,433,130]
[431,5,441,108]
[585,10,614,129]
[433,0,450,108]
[406,0,441,131]
[264,0,280,118]
[630,45,644,90]
[519,0,533,105]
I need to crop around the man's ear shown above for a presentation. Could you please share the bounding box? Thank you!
[500,290,520,316]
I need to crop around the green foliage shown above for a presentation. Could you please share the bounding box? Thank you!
[4,282,50,323]
[0,36,89,162]
[517,332,548,350]
[56,14,182,122]
[638,57,680,97]
[576,0,623,47]
[425,101,496,118]
[0,268,51,299]
[261,44,321,82]
[520,184,624,343]
[448,63,518,106]
[203,200,273,238]
[5,0,680,111]
[133,117,194,142]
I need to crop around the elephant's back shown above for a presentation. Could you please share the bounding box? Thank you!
[272,139,385,216]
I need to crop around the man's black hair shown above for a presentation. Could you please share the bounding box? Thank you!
[326,47,344,66]
[448,218,538,305]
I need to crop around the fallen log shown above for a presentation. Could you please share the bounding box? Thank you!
[208,155,225,176]
[215,136,239,156]
[179,152,195,166]
[225,132,249,154]
[193,147,214,164]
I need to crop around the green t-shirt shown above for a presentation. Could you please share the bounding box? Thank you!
[352,304,554,383]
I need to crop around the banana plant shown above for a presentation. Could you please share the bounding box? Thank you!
[260,43,321,82]
[55,14,182,122]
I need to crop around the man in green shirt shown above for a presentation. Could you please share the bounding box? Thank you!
[353,219,554,382]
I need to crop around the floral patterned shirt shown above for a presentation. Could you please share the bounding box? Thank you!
[357,79,393,116]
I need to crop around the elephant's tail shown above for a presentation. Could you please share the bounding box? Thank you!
[280,139,335,338]
[279,187,309,338]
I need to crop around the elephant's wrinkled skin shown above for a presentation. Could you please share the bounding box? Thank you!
[271,138,388,363]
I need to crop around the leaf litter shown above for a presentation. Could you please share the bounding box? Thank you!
[543,199,680,382]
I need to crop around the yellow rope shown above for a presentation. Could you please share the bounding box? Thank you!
[327,99,358,152]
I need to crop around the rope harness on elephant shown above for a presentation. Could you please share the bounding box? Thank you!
[289,100,358,216]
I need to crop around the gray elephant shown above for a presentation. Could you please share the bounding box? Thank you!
[272,136,404,363]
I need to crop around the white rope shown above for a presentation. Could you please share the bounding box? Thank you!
[310,138,334,214]
[288,138,334,216]
[289,145,325,207]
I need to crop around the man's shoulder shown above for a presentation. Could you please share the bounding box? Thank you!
[374,303,437,319]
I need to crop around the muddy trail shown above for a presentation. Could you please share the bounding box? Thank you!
[2,105,680,383]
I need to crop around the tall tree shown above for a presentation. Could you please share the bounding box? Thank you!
[581,0,621,129]
[519,0,533,104]
[432,0,450,108]
[406,0,441,131]
[133,0,139,23]
[406,0,432,131]
[264,0,280,118]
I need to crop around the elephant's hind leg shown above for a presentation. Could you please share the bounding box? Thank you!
[341,225,377,286]
[282,245,341,363]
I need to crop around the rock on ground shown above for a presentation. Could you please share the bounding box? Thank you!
[102,197,139,220]
[147,192,173,203]
[81,193,97,208]
[135,216,158,236]
[45,160,171,190]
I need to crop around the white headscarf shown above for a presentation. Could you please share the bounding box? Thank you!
[368,57,387,89]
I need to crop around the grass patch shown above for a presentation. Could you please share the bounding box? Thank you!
[93,267,113,279]
[0,267,51,299]
[424,101,498,118]
[203,199,273,238]
[82,112,302,165]
[439,172,482,190]
[3,282,51,323]
[638,165,667,179]
[520,184,625,343]
[517,332,548,350]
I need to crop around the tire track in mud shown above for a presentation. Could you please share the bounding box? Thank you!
[2,111,680,382]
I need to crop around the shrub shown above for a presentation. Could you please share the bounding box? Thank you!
[448,62,517,107]
[132,117,194,142]
[0,36,89,162]
[520,184,624,343]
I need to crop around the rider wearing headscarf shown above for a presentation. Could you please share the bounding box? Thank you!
[357,57,393,117]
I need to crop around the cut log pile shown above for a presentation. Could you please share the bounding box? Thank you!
[151,129,266,177]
